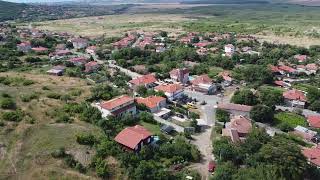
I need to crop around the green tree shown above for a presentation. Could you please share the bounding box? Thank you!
[250,105,274,123]
[211,161,237,180]
[231,89,258,106]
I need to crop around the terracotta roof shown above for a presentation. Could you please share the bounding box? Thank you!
[155,84,183,93]
[136,96,166,109]
[307,115,320,128]
[100,95,134,110]
[274,80,285,87]
[17,41,31,46]
[68,57,87,63]
[194,42,212,47]
[217,103,252,112]
[283,89,306,102]
[86,46,97,50]
[115,125,152,150]
[85,61,98,67]
[227,115,252,134]
[32,47,48,51]
[169,68,189,77]
[294,54,308,62]
[218,71,232,81]
[269,65,280,73]
[191,74,213,85]
[303,146,320,167]
[129,74,157,86]
[278,65,296,73]
[306,63,318,71]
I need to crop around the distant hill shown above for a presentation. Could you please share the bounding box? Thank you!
[182,0,271,4]
[0,0,28,21]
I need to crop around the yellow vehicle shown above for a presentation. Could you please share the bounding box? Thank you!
[187,103,197,109]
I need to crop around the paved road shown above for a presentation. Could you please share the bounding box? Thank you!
[276,105,320,116]
[153,115,184,133]
[108,63,142,79]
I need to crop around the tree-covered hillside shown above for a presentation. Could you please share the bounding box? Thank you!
[0,0,28,21]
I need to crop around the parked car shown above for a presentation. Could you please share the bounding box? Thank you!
[208,161,216,173]
[200,101,207,105]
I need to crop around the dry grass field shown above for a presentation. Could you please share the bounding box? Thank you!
[0,72,105,179]
[31,13,204,38]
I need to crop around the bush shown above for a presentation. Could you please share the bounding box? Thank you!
[2,110,23,122]
[47,92,61,99]
[76,133,96,146]
[20,93,38,102]
[56,113,73,123]
[0,98,16,109]
[0,121,5,126]
[277,122,294,132]
[216,109,230,122]
[51,147,66,158]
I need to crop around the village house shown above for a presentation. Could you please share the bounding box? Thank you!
[50,49,72,60]
[86,46,97,56]
[136,96,167,113]
[71,38,88,49]
[137,36,153,49]
[113,35,136,49]
[306,63,318,74]
[31,46,48,54]
[222,115,252,143]
[129,74,158,90]
[283,89,307,108]
[95,95,136,118]
[169,68,189,85]
[193,41,213,48]
[307,115,320,129]
[224,44,235,57]
[292,126,317,142]
[85,61,100,73]
[17,41,31,52]
[218,71,233,87]
[68,57,88,66]
[216,103,253,117]
[303,145,320,168]
[46,65,65,76]
[115,125,153,152]
[294,54,308,63]
[191,74,217,94]
[274,80,291,88]
[155,84,184,101]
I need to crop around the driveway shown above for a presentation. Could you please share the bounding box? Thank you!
[108,63,142,79]
[276,105,320,116]
[153,115,184,133]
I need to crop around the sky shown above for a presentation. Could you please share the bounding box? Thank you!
[5,0,78,2]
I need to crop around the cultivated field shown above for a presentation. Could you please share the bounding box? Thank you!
[31,14,204,38]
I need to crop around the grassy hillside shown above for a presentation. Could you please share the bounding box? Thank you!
[0,0,27,21]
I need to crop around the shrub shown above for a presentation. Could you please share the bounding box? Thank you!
[47,92,61,99]
[0,98,16,109]
[216,109,230,122]
[20,93,38,102]
[56,113,73,123]
[76,133,96,146]
[2,110,23,122]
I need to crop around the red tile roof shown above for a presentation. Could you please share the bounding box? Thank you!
[115,125,152,150]
[274,80,285,87]
[307,115,320,128]
[100,95,134,110]
[303,146,320,167]
[218,71,232,81]
[294,54,308,62]
[32,47,48,52]
[306,63,318,71]
[227,115,252,134]
[217,103,252,112]
[194,42,212,48]
[17,41,31,46]
[278,65,296,73]
[85,61,98,67]
[136,96,166,109]
[68,57,87,64]
[283,89,306,102]
[129,74,157,86]
[155,84,183,93]
[269,65,280,73]
[191,74,213,85]
[86,46,97,50]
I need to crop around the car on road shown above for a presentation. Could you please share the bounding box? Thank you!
[208,161,216,173]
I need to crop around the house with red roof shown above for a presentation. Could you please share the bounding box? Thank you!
[303,145,320,168]
[292,125,317,142]
[191,74,217,94]
[86,46,97,56]
[294,54,308,63]
[71,38,88,49]
[307,115,320,128]
[85,61,100,73]
[194,41,213,48]
[129,74,158,90]
[95,95,136,118]
[283,89,307,108]
[218,71,233,87]
[222,115,252,143]
[155,84,184,101]
[278,65,297,76]
[32,46,48,54]
[136,96,167,113]
[113,35,136,49]
[169,68,189,85]
[115,125,153,152]
[17,41,31,52]
[68,57,88,66]
[216,103,252,117]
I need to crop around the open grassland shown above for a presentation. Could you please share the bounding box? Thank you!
[30,13,203,38]
[0,72,104,179]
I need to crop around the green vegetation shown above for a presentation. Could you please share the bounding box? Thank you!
[250,105,274,123]
[0,0,27,21]
[231,89,258,106]
[216,109,230,123]
[0,76,34,86]
[274,112,307,128]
